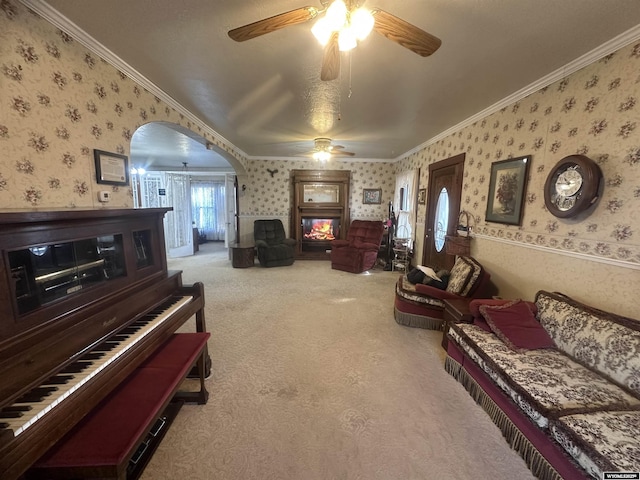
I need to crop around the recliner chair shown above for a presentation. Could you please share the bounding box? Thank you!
[330,220,385,273]
[253,219,296,267]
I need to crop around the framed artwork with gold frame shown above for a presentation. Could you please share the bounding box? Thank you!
[363,188,382,205]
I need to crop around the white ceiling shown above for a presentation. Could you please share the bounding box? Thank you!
[130,123,234,172]
[32,0,640,168]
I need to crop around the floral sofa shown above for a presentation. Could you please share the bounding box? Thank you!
[445,291,640,480]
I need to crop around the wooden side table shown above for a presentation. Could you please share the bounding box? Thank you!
[442,298,473,350]
[230,243,255,268]
[193,227,200,252]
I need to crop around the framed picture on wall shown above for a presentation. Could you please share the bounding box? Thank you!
[363,188,382,205]
[418,189,426,205]
[485,155,531,225]
[94,149,129,186]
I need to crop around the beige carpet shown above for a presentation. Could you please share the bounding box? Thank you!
[142,242,535,480]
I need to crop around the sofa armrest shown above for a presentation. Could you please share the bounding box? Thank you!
[255,239,268,248]
[283,238,297,247]
[413,283,464,300]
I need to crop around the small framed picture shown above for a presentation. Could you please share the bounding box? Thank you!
[485,155,531,225]
[94,149,129,186]
[418,188,426,205]
[363,188,382,205]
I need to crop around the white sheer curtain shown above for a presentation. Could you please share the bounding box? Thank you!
[191,179,226,241]
[394,169,418,247]
[164,172,191,251]
[134,172,163,208]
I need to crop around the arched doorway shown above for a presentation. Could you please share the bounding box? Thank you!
[130,122,245,257]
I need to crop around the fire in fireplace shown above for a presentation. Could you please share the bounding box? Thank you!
[302,218,340,241]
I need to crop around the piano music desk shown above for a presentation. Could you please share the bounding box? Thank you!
[28,332,210,480]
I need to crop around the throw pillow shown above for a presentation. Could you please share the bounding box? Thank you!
[479,299,556,352]
[459,257,484,296]
[445,256,474,294]
[470,299,536,333]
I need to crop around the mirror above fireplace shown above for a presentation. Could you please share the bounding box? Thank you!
[302,184,341,204]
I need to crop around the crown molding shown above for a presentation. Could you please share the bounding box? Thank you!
[397,23,640,161]
[257,156,393,163]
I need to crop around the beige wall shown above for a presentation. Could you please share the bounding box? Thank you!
[2,1,638,316]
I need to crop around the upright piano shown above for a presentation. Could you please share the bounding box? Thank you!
[0,208,209,480]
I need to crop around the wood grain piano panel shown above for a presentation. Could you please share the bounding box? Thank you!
[0,208,208,480]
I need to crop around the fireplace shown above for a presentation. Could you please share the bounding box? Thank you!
[291,170,351,259]
[301,218,340,253]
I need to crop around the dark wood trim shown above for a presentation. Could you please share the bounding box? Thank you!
[290,170,351,260]
[423,154,465,269]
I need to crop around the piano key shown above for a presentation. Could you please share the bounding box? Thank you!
[0,411,24,419]
[59,361,92,374]
[1,405,32,413]
[14,387,58,404]
[3,295,192,437]
[42,375,74,385]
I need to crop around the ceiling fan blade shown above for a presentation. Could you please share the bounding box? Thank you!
[321,32,340,81]
[331,150,355,157]
[228,6,319,42]
[371,9,442,57]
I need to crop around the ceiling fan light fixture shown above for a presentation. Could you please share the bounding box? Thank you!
[313,150,331,162]
[325,0,348,29]
[311,16,332,45]
[350,8,374,41]
[312,1,373,52]
[338,26,357,51]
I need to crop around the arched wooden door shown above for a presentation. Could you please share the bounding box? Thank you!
[422,154,465,270]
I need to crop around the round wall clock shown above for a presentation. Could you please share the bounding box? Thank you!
[544,155,602,218]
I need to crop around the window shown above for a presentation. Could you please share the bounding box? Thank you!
[394,169,418,244]
[434,187,449,252]
[191,180,226,241]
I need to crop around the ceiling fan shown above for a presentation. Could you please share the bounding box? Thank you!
[228,1,441,81]
[306,137,355,161]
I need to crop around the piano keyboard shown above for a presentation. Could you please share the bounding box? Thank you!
[0,295,192,438]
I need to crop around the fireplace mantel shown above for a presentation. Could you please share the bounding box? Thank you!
[291,169,351,260]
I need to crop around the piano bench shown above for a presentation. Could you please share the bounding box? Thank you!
[27,332,210,480]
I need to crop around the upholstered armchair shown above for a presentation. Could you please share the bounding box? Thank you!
[253,219,296,267]
[330,220,385,273]
[394,255,490,330]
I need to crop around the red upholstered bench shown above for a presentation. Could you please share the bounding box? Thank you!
[28,333,210,480]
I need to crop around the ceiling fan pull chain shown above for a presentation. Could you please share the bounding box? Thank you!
[338,86,342,121]
[348,51,353,99]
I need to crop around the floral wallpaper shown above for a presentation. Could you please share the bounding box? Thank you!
[0,0,244,209]
[397,41,640,269]
[241,158,394,219]
[233,158,394,242]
